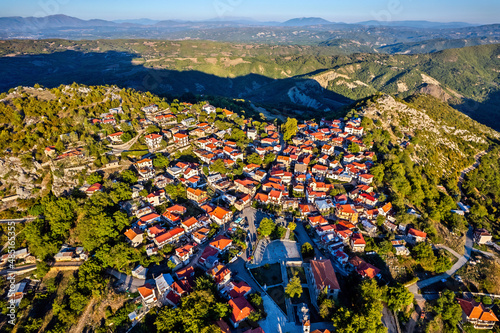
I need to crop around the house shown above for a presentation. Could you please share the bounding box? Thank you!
[136,158,153,169]
[350,232,366,252]
[474,228,493,245]
[192,228,210,244]
[138,213,161,229]
[349,256,380,279]
[225,281,252,299]
[173,133,189,147]
[142,104,158,113]
[181,217,200,233]
[457,298,499,330]
[335,204,358,223]
[124,228,144,247]
[391,240,410,256]
[132,265,147,280]
[209,207,233,225]
[154,227,185,247]
[138,283,157,305]
[378,202,392,216]
[147,190,166,206]
[44,146,57,157]
[207,264,231,289]
[175,244,195,263]
[358,174,374,185]
[155,273,174,300]
[407,228,427,244]
[228,297,255,327]
[108,131,124,143]
[308,215,329,228]
[8,281,27,307]
[186,187,208,204]
[144,133,163,150]
[310,259,341,299]
[209,235,233,252]
[86,183,103,196]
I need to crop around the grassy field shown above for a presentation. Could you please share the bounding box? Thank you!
[250,263,283,287]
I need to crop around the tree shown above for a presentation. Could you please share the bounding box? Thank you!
[121,170,138,184]
[153,153,170,169]
[301,242,314,257]
[385,284,414,312]
[412,242,437,271]
[86,172,102,185]
[257,218,275,237]
[433,289,462,332]
[247,153,262,165]
[435,255,452,273]
[210,159,226,174]
[285,275,303,299]
[288,222,297,231]
[348,142,360,153]
[282,118,298,141]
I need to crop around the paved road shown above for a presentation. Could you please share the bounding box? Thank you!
[0,264,36,276]
[108,129,145,155]
[0,217,37,224]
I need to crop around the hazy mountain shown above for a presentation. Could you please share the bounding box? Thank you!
[280,17,332,26]
[112,18,160,25]
[357,20,477,29]
[0,14,118,30]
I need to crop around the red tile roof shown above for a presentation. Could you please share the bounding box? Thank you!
[229,297,254,323]
[310,259,340,291]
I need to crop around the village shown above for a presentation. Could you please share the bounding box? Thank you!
[5,99,499,333]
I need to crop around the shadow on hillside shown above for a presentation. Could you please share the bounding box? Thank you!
[0,50,352,110]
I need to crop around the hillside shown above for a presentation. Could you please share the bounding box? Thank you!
[0,41,499,129]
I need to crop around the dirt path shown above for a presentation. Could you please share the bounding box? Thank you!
[72,297,96,333]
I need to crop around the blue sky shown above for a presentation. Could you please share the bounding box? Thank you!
[1,0,498,24]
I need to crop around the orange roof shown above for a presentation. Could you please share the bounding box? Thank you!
[380,202,392,213]
[458,298,499,322]
[408,228,427,238]
[210,235,232,251]
[309,215,328,225]
[351,232,366,245]
[173,133,188,139]
[167,205,187,214]
[145,133,162,139]
[229,297,254,323]
[338,204,356,214]
[108,131,123,137]
[155,227,185,244]
[124,228,141,241]
[182,217,198,228]
[229,281,252,298]
[210,206,231,220]
[87,183,103,192]
[138,284,154,298]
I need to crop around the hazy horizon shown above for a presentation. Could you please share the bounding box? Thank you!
[1,0,498,25]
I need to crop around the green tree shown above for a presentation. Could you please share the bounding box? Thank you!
[86,172,103,185]
[257,218,275,237]
[301,242,314,257]
[285,275,303,299]
[348,143,360,153]
[412,242,437,271]
[433,289,462,332]
[288,222,297,231]
[282,117,298,141]
[385,284,414,312]
[247,153,262,165]
[121,170,138,184]
[210,159,226,174]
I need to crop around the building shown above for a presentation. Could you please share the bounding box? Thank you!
[209,206,233,225]
[207,264,231,289]
[173,133,189,147]
[228,297,255,327]
[310,259,341,299]
[124,228,144,247]
[474,228,493,245]
[335,204,358,223]
[145,133,163,150]
[138,283,157,305]
[407,228,427,244]
[350,232,366,252]
[186,187,208,204]
[457,298,498,330]
[349,256,380,279]
[154,227,185,248]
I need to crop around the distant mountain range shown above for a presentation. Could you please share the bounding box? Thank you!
[0,14,498,55]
